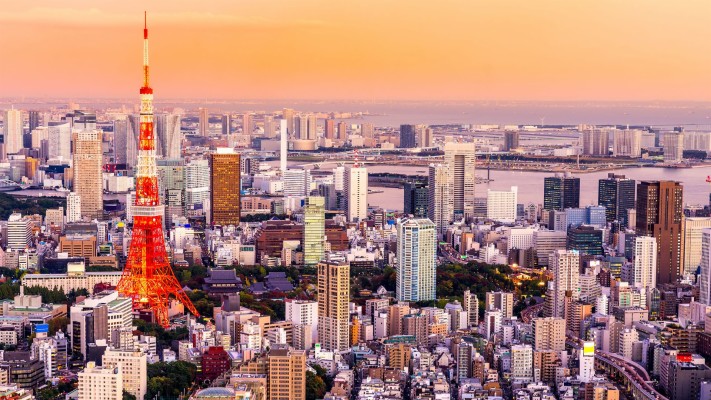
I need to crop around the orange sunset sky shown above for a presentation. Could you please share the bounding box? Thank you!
[1,1,711,101]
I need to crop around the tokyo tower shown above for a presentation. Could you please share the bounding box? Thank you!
[117,13,199,327]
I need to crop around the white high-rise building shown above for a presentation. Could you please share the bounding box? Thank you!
[428,163,451,236]
[280,119,288,173]
[102,349,147,400]
[443,142,476,220]
[618,328,638,360]
[344,165,367,222]
[3,108,23,155]
[283,169,312,197]
[510,344,533,382]
[683,217,711,275]
[612,129,642,157]
[333,166,345,192]
[184,158,210,211]
[663,131,684,163]
[581,128,609,156]
[631,236,657,290]
[78,362,123,400]
[48,121,71,161]
[462,290,479,328]
[396,218,437,302]
[31,126,49,149]
[155,113,182,159]
[66,192,82,222]
[6,213,31,251]
[578,342,595,383]
[483,309,502,340]
[285,299,318,345]
[548,250,580,318]
[487,186,518,223]
[699,229,711,305]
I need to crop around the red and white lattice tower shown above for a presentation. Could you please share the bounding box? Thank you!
[117,13,199,327]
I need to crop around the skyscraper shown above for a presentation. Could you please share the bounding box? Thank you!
[317,260,350,351]
[198,107,209,136]
[403,180,428,217]
[598,173,636,227]
[66,192,82,223]
[282,108,295,136]
[581,128,609,156]
[462,290,479,328]
[399,124,416,148]
[503,131,520,152]
[396,218,437,302]
[443,142,476,220]
[155,113,182,159]
[324,118,335,140]
[636,180,684,284]
[209,149,241,226]
[629,236,657,291]
[486,186,518,223]
[242,113,252,135]
[428,163,451,236]
[699,228,711,305]
[566,225,603,257]
[682,217,711,275]
[267,345,306,400]
[221,114,230,136]
[73,130,103,219]
[532,317,565,351]
[344,165,367,222]
[306,114,317,140]
[360,123,374,139]
[28,110,40,133]
[663,131,684,163]
[543,174,580,211]
[337,121,347,140]
[546,250,579,318]
[303,196,325,267]
[3,108,23,155]
[612,129,642,157]
[485,291,514,319]
[48,121,71,161]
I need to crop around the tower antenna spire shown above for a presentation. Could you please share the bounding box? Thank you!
[144,11,147,39]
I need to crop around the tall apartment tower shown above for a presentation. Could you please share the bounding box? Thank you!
[198,107,209,136]
[503,131,520,152]
[73,130,103,219]
[3,108,23,155]
[532,317,566,351]
[399,124,417,148]
[267,345,306,400]
[403,181,428,217]
[682,217,711,275]
[303,196,325,267]
[663,131,684,163]
[699,229,711,305]
[612,129,642,157]
[546,250,580,318]
[635,181,684,285]
[428,163,452,236]
[324,119,335,140]
[396,218,437,302]
[344,165,367,222]
[209,149,241,226]
[28,110,40,132]
[598,173,636,228]
[462,290,479,328]
[581,128,609,156]
[443,142,476,220]
[630,236,657,291]
[317,261,350,351]
[543,174,580,211]
[155,113,182,159]
[66,192,82,223]
[485,292,514,319]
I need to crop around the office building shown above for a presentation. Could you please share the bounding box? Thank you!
[199,107,209,136]
[533,230,567,266]
[155,113,182,159]
[598,173,636,227]
[6,214,31,251]
[417,125,433,147]
[243,113,253,135]
[581,128,609,156]
[485,292,514,319]
[324,118,335,139]
[503,131,520,152]
[399,124,416,148]
[102,349,147,400]
[396,218,437,302]
[337,121,347,140]
[700,229,711,305]
[612,129,642,157]
[221,114,231,136]
[78,362,123,400]
[532,317,565,351]
[361,122,374,139]
[403,181,428,217]
[184,158,210,212]
[209,149,241,226]
[267,345,306,400]
[444,142,476,220]
[303,197,325,267]
[317,261,350,351]
[546,250,579,318]
[543,174,580,211]
[70,291,132,357]
[28,110,40,133]
[48,121,71,161]
[73,130,103,219]
[428,164,451,235]
[628,236,657,292]
[566,225,603,256]
[636,181,684,284]
[285,299,318,347]
[683,217,711,275]
[3,109,22,155]
[663,131,684,163]
[487,186,518,223]
[344,165,367,222]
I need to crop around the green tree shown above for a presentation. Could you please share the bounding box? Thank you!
[122,391,136,400]
[306,371,326,400]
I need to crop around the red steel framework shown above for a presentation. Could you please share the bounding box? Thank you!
[117,13,199,327]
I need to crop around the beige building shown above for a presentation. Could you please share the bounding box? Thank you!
[532,317,566,351]
[267,345,306,400]
[317,261,350,352]
[102,348,147,400]
[78,362,123,400]
[22,261,121,294]
[72,130,103,219]
[683,217,711,275]
[485,292,514,319]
